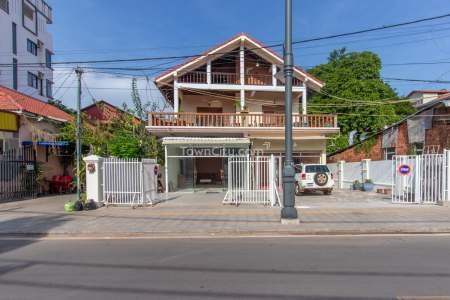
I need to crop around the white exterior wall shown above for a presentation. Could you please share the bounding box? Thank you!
[0,0,53,101]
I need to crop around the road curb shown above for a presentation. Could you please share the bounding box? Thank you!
[2,229,450,239]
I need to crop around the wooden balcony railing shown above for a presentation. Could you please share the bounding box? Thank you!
[149,112,337,128]
[177,71,303,86]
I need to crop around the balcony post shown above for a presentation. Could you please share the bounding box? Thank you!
[272,64,277,86]
[240,40,245,109]
[207,60,211,84]
[174,75,179,113]
[302,83,307,115]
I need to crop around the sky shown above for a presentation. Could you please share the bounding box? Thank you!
[47,0,450,109]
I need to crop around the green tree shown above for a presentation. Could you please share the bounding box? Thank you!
[307,48,415,153]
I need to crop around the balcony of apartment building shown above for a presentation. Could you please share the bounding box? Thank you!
[25,0,53,24]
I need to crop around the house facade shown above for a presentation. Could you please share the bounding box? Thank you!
[328,93,450,163]
[407,89,448,108]
[0,85,72,193]
[0,0,54,101]
[148,33,339,192]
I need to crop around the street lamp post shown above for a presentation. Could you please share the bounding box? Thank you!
[75,67,83,204]
[281,0,298,221]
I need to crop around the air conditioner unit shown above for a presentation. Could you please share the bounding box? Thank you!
[37,40,44,48]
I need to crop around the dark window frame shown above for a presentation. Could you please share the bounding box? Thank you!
[45,49,52,69]
[12,22,17,54]
[46,79,53,99]
[27,72,38,89]
[12,58,18,90]
[27,39,38,56]
[383,147,396,160]
[0,0,9,14]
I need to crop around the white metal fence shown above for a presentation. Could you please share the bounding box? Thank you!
[102,157,160,206]
[392,151,449,204]
[223,156,281,206]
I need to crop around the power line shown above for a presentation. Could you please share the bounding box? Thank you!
[384,77,450,84]
[2,12,450,68]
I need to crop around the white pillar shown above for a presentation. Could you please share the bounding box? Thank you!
[302,86,307,115]
[443,149,450,204]
[173,76,179,113]
[338,160,345,189]
[83,155,103,203]
[240,42,245,109]
[164,145,169,194]
[320,152,327,164]
[206,60,211,84]
[361,158,371,182]
[272,64,277,86]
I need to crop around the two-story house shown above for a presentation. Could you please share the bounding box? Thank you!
[148,33,339,192]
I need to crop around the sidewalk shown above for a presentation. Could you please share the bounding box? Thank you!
[0,192,449,237]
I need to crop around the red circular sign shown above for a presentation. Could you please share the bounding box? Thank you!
[398,164,411,175]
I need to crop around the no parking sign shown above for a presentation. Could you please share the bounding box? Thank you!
[398,164,412,176]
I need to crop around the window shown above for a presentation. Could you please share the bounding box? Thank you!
[27,72,38,89]
[305,165,330,173]
[12,22,16,54]
[0,0,9,14]
[0,139,4,155]
[46,79,52,98]
[45,50,52,68]
[409,143,424,155]
[38,77,43,96]
[384,147,396,160]
[23,2,34,20]
[27,39,38,56]
[12,58,17,90]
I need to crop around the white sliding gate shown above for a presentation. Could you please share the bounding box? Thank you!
[392,150,449,204]
[103,157,160,206]
[223,156,281,206]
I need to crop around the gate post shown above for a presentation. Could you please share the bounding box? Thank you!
[83,155,103,204]
[361,159,371,182]
[442,150,450,205]
[338,160,345,189]
[269,155,276,206]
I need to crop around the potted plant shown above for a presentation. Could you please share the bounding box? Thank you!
[361,179,375,192]
[352,180,362,190]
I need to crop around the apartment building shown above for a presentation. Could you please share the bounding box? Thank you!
[0,0,53,101]
[149,33,339,192]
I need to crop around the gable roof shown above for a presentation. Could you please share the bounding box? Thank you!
[0,85,71,122]
[406,89,449,98]
[154,32,324,91]
[328,93,450,157]
[82,100,142,123]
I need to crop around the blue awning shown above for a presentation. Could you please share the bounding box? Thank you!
[22,141,70,147]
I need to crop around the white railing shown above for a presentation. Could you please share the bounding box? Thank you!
[102,157,160,206]
[223,155,280,206]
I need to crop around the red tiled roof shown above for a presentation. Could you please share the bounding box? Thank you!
[0,85,71,122]
[154,32,323,86]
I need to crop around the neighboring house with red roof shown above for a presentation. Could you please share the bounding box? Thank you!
[149,33,339,192]
[407,89,449,108]
[0,85,73,192]
[328,93,450,163]
[82,100,141,126]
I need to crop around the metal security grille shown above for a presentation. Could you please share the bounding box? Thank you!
[102,158,160,206]
[0,147,37,202]
[223,156,280,206]
[392,150,449,204]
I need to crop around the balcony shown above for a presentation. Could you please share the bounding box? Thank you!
[148,112,338,137]
[28,0,53,23]
[178,71,302,86]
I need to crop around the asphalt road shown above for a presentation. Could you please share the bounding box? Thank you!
[1,235,450,299]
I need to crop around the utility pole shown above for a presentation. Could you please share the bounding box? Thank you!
[281,0,298,222]
[75,67,83,204]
